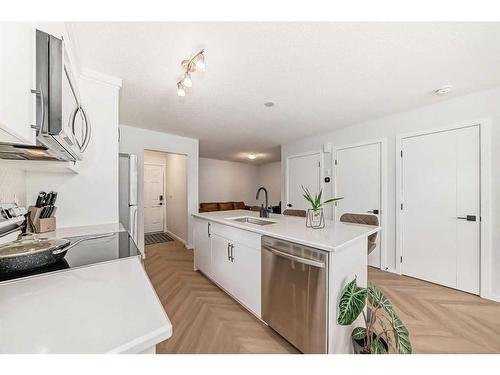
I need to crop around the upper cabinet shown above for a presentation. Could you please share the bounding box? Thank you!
[0,23,36,144]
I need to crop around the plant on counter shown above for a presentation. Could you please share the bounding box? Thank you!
[337,277,412,354]
[302,186,343,229]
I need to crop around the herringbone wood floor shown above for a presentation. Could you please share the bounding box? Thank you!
[144,240,299,354]
[369,267,500,353]
[145,240,500,354]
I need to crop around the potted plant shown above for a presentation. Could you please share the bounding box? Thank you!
[302,186,343,229]
[337,278,412,354]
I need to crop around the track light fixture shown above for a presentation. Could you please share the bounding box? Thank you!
[177,49,205,96]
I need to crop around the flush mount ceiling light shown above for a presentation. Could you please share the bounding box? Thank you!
[177,49,205,96]
[248,153,257,160]
[434,85,453,96]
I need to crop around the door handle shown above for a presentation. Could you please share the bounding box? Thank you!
[367,209,379,214]
[230,244,234,262]
[457,215,476,222]
[227,243,230,261]
[207,222,211,237]
[264,246,325,268]
[31,88,46,134]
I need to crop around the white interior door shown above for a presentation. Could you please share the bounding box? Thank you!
[286,152,321,210]
[335,143,382,267]
[401,126,480,294]
[144,164,165,234]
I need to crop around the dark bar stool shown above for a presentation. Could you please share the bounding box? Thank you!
[340,213,379,254]
[282,209,307,218]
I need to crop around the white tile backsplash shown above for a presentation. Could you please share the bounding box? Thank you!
[0,165,26,205]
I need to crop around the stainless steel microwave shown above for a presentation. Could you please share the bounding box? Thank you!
[0,29,90,162]
[34,29,90,161]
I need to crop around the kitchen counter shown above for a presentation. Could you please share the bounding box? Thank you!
[0,256,171,353]
[192,210,380,252]
[37,222,126,239]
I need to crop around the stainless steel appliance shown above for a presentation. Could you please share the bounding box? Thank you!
[0,29,90,162]
[119,153,139,246]
[261,236,329,353]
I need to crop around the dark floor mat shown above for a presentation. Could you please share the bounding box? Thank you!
[145,232,174,245]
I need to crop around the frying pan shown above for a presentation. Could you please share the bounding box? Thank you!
[0,233,114,274]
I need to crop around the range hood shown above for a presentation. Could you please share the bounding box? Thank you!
[0,142,67,161]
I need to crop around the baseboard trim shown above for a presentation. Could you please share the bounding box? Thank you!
[481,293,500,303]
[165,230,186,245]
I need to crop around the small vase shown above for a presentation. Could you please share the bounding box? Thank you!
[306,208,325,229]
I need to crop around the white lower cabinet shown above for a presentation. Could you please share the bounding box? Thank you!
[211,234,234,289]
[193,218,261,318]
[230,241,261,317]
[193,219,212,276]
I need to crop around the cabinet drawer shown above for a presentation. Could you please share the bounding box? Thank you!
[211,222,261,249]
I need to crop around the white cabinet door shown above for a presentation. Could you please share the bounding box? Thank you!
[194,219,212,275]
[231,241,261,317]
[211,234,233,291]
[0,23,36,144]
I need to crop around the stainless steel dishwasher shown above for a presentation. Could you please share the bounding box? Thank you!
[261,236,328,354]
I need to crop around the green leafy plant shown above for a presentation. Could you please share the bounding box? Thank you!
[301,186,343,210]
[338,278,412,354]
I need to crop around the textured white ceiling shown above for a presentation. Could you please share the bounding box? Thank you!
[69,22,500,164]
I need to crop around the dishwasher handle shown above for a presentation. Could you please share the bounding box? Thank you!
[264,245,325,268]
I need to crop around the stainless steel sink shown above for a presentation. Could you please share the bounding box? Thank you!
[230,217,276,226]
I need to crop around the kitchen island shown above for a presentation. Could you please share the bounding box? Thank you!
[192,209,380,354]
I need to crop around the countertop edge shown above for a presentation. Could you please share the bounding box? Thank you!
[192,212,380,252]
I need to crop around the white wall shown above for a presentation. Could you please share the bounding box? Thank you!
[144,150,187,243]
[258,161,281,207]
[165,153,187,242]
[26,74,121,228]
[199,158,281,207]
[199,158,259,206]
[0,165,26,205]
[281,86,500,298]
[119,125,198,252]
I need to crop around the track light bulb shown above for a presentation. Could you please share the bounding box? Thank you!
[177,83,186,97]
[182,73,193,87]
[194,54,205,71]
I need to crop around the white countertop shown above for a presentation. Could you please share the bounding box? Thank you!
[193,210,380,252]
[37,222,126,239]
[0,256,171,353]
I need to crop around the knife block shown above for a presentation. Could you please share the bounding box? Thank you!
[28,206,57,233]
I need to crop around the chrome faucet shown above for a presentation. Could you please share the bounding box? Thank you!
[256,187,269,218]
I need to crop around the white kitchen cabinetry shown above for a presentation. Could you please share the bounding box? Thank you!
[0,23,36,144]
[230,240,261,316]
[193,218,261,317]
[193,219,212,276]
[211,233,234,290]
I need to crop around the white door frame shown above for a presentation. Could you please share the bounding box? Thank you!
[285,150,324,209]
[396,119,493,300]
[333,138,388,270]
[144,162,167,233]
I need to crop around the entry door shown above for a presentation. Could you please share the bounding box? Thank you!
[335,143,382,267]
[144,164,165,233]
[401,126,480,294]
[286,152,321,210]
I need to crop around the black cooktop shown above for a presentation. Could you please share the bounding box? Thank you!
[0,231,140,282]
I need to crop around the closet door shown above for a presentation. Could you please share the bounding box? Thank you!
[401,126,480,294]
